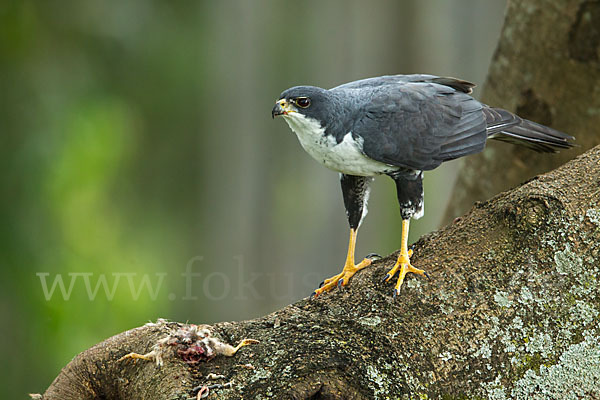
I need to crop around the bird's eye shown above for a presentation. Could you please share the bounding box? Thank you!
[295,97,311,108]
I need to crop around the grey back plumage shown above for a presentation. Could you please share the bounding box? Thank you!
[331,77,487,170]
[332,74,476,94]
[330,74,573,170]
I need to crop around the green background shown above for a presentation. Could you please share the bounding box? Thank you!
[0,1,505,396]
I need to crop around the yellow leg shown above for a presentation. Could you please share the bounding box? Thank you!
[384,219,428,297]
[312,228,373,297]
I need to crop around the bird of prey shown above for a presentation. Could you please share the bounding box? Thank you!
[272,74,574,298]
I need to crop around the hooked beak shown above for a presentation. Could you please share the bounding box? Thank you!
[272,99,294,119]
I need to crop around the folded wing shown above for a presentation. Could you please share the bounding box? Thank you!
[348,81,487,171]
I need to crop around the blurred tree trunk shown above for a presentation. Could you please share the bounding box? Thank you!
[39,144,600,400]
[37,1,600,398]
[443,0,600,223]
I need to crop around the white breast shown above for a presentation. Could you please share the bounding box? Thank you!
[283,113,398,176]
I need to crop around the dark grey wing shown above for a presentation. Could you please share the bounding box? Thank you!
[333,74,475,94]
[352,82,487,171]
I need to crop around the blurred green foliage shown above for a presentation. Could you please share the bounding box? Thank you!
[0,0,505,396]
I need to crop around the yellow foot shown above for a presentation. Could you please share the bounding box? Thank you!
[312,257,374,297]
[383,249,429,297]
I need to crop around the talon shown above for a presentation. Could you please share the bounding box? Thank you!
[386,220,431,298]
[384,264,400,281]
[310,291,317,298]
[366,252,382,261]
[382,273,390,282]
[313,229,373,295]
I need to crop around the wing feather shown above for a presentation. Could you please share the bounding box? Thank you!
[348,82,487,170]
[333,74,475,93]
[485,106,574,152]
[331,75,572,167]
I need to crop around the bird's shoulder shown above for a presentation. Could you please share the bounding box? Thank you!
[334,79,470,128]
[336,78,486,170]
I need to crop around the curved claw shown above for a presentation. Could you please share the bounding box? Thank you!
[318,281,325,288]
[393,288,400,299]
[382,273,390,282]
[337,278,344,288]
[424,271,431,280]
[366,252,382,261]
[310,291,317,298]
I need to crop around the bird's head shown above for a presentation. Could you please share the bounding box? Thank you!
[272,86,332,125]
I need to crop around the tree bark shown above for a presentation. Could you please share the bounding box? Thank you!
[38,144,600,399]
[443,0,600,223]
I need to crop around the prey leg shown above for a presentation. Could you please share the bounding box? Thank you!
[229,339,260,356]
[118,350,156,363]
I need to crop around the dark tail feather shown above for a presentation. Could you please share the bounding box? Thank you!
[484,107,575,153]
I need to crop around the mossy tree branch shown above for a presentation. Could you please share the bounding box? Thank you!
[39,145,600,399]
